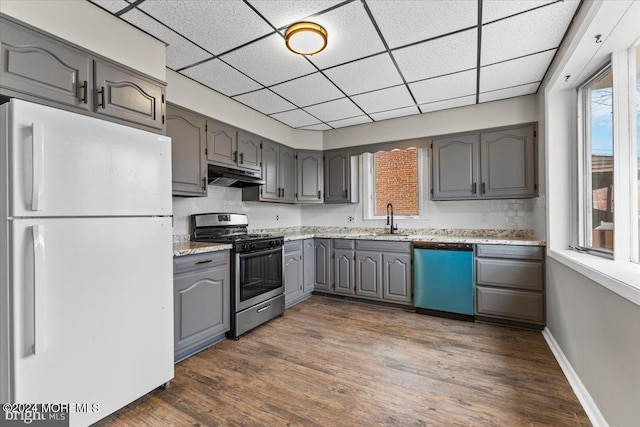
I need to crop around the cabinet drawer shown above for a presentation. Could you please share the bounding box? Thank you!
[476,244,543,260]
[355,240,410,253]
[476,258,543,291]
[284,240,303,254]
[476,286,544,324]
[333,239,355,249]
[173,251,229,275]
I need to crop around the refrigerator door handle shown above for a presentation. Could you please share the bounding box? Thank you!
[32,225,46,355]
[31,123,44,211]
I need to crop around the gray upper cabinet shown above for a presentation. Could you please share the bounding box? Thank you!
[167,104,207,197]
[314,239,332,292]
[93,60,165,131]
[297,151,324,203]
[0,18,91,111]
[279,146,297,203]
[432,134,479,200]
[243,139,295,203]
[324,149,357,203]
[237,131,262,172]
[431,124,537,200]
[303,239,315,294]
[0,16,166,133]
[355,251,383,299]
[481,126,536,198]
[260,139,280,201]
[207,121,237,167]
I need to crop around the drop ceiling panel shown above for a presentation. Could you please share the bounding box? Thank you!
[370,106,420,121]
[305,1,386,69]
[89,0,131,14]
[482,0,556,24]
[121,9,211,70]
[409,70,477,105]
[393,29,477,82]
[304,98,363,122]
[221,33,316,86]
[181,59,262,96]
[270,72,343,107]
[327,115,372,129]
[368,0,478,49]
[270,109,320,128]
[138,0,273,55]
[480,49,555,92]
[479,83,539,103]
[233,89,296,115]
[323,53,403,95]
[247,0,343,29]
[299,123,332,131]
[351,86,414,114]
[419,95,476,113]
[481,1,579,65]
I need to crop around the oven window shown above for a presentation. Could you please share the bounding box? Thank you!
[239,249,282,302]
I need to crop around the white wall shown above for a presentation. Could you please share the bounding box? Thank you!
[166,70,323,150]
[323,95,538,150]
[0,0,166,81]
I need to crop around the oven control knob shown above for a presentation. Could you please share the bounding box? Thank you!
[250,243,256,250]
[269,241,276,247]
[242,244,250,251]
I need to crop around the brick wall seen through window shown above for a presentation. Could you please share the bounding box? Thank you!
[374,149,419,216]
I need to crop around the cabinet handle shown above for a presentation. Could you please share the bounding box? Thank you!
[233,151,238,163]
[317,190,321,199]
[196,259,213,265]
[202,177,207,190]
[481,182,486,194]
[471,182,476,194]
[80,80,87,104]
[343,189,348,198]
[240,152,244,164]
[97,86,105,108]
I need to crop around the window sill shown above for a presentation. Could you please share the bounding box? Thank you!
[549,249,640,307]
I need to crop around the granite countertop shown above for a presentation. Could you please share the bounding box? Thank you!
[172,235,232,257]
[249,227,546,247]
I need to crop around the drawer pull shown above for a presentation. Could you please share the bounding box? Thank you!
[196,259,213,265]
[257,305,270,313]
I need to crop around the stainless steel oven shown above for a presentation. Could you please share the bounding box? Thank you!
[191,213,285,339]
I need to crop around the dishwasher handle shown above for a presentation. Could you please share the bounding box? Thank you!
[413,242,473,251]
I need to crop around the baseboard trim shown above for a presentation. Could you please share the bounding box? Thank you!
[542,327,608,427]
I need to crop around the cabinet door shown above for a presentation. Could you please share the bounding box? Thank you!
[476,286,544,324]
[297,151,324,203]
[207,121,237,167]
[284,250,303,305]
[93,59,165,131]
[279,146,297,202]
[355,251,382,299]
[237,131,262,172]
[261,139,280,201]
[324,149,350,203]
[167,104,207,196]
[334,249,355,295]
[303,239,315,293]
[0,18,92,111]
[314,239,332,291]
[174,260,230,357]
[382,253,412,304]
[480,126,536,198]
[432,134,480,200]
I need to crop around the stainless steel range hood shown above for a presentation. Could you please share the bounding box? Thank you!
[208,164,264,188]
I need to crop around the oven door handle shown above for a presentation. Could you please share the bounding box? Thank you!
[237,246,282,259]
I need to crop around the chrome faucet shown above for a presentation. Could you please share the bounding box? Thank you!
[386,203,398,234]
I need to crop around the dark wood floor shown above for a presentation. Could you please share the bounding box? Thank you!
[97,296,590,426]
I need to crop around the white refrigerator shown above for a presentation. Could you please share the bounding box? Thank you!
[0,99,174,426]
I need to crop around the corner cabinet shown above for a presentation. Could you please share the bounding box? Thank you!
[284,239,315,308]
[173,251,230,362]
[167,104,207,196]
[324,149,358,203]
[0,15,166,133]
[431,124,537,200]
[243,139,295,203]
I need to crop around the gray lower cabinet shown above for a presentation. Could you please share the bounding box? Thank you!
[303,239,315,293]
[314,239,332,291]
[324,149,358,203]
[431,124,537,200]
[475,244,545,328]
[333,247,355,295]
[355,240,412,305]
[0,16,166,133]
[355,251,383,299]
[382,252,412,304]
[173,251,230,362]
[284,241,304,307]
[167,103,207,196]
[297,151,324,203]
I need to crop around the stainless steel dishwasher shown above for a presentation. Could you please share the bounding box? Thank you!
[413,242,474,321]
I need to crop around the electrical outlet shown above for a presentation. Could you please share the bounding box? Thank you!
[480,212,489,224]
[348,216,354,222]
[276,215,279,221]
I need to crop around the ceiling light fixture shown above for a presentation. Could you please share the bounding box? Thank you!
[285,22,327,56]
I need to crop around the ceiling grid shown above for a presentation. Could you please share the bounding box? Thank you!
[88,0,581,130]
